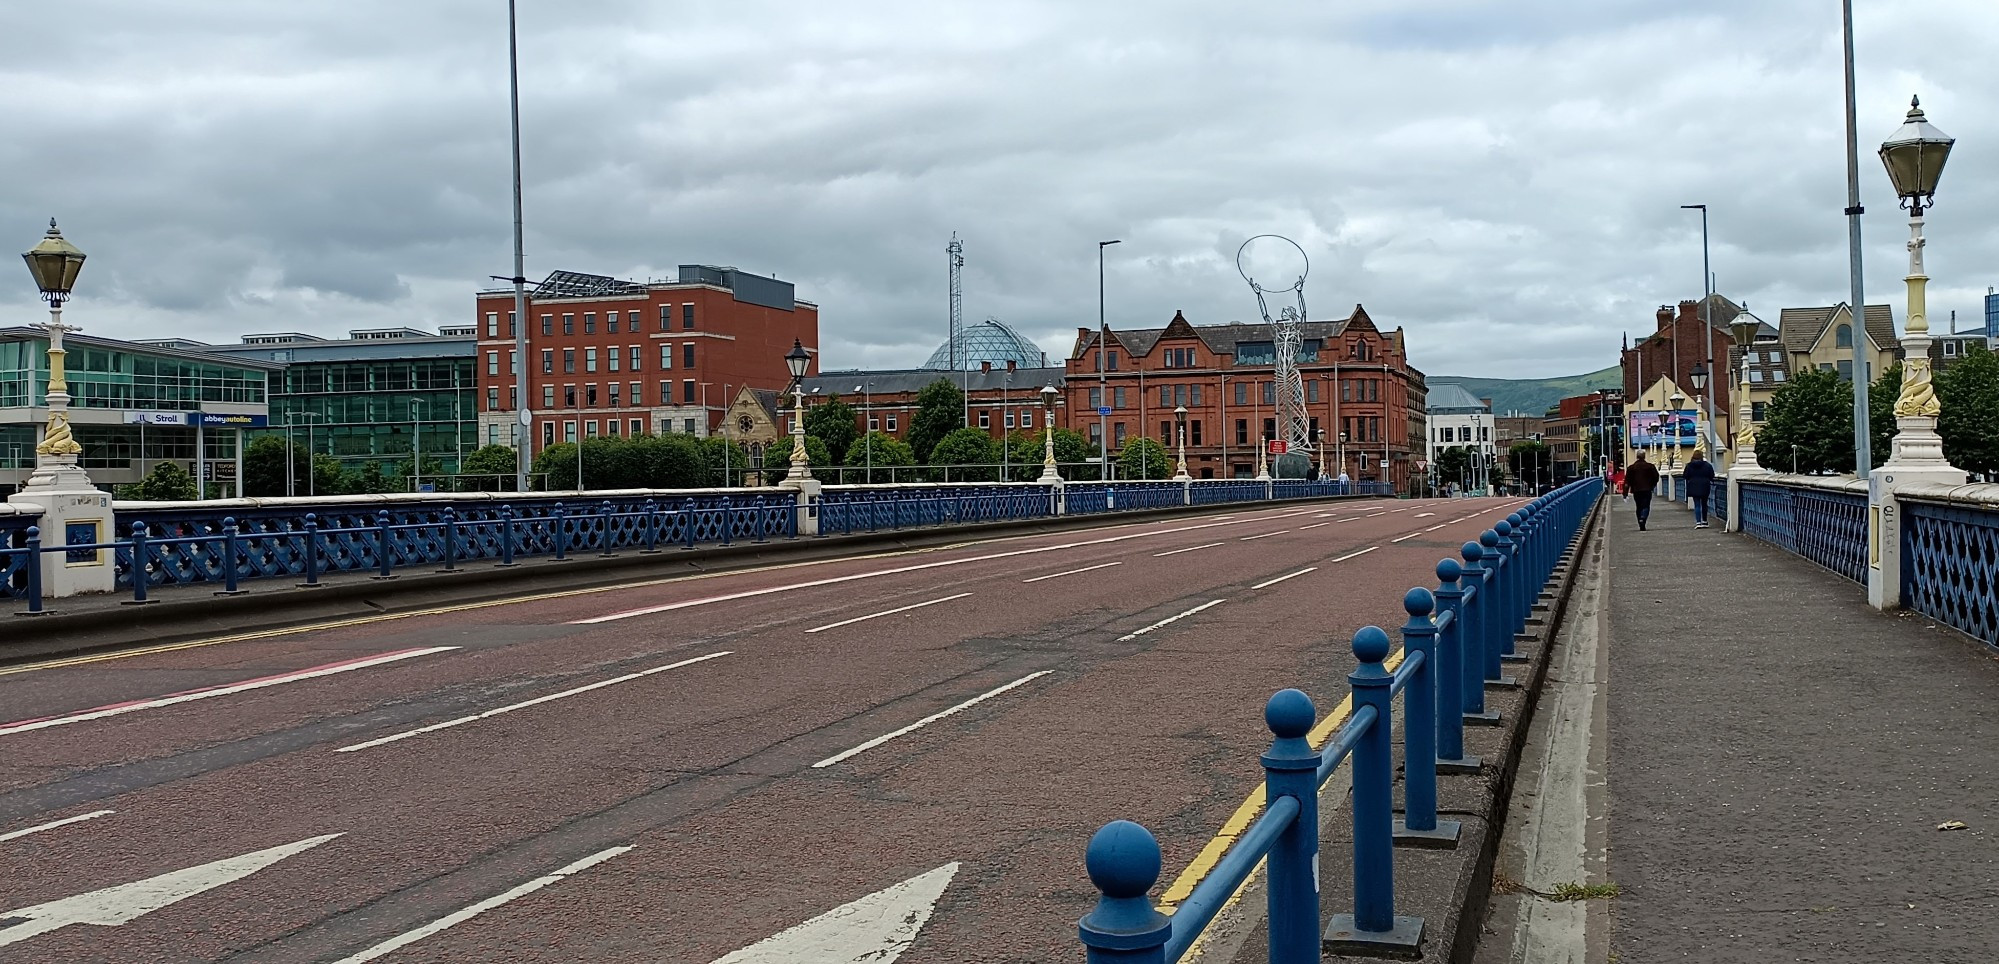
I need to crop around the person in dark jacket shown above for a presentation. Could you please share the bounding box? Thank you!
[1684,450,1717,528]
[1625,451,1661,530]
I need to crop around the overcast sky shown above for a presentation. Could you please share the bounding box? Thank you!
[4,1,1994,379]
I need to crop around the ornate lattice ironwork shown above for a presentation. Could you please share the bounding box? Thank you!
[1902,500,1999,647]
[1739,481,1866,583]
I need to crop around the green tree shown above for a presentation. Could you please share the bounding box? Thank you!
[906,380,966,463]
[311,455,351,495]
[1434,446,1471,488]
[927,427,999,482]
[700,436,750,487]
[119,460,200,501]
[1936,344,1999,478]
[532,443,580,490]
[1118,437,1171,480]
[395,455,448,491]
[1030,428,1100,482]
[1868,363,1902,470]
[1002,430,1050,482]
[351,461,397,494]
[240,434,311,497]
[459,444,519,491]
[637,434,713,489]
[1508,439,1553,491]
[841,431,917,483]
[1756,366,1854,474]
[804,394,859,464]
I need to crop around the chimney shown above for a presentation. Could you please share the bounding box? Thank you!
[981,361,992,374]
[1656,305,1673,329]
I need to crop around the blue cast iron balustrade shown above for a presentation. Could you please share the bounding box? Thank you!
[1902,499,1999,647]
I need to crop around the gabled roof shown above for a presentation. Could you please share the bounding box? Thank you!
[749,388,784,421]
[1077,307,1368,360]
[1778,303,1896,354]
[1424,384,1490,414]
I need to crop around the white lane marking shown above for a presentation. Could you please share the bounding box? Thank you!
[336,652,729,753]
[1425,524,1450,532]
[1023,562,1122,583]
[1335,517,1361,524]
[0,810,115,843]
[1364,512,1387,518]
[1415,512,1437,518]
[1251,568,1318,590]
[1298,522,1332,530]
[0,833,341,948]
[712,863,959,964]
[813,673,1051,768]
[1390,533,1422,543]
[1389,507,1412,513]
[807,594,973,634]
[1154,542,1223,557]
[1117,599,1227,642]
[0,648,458,737]
[334,846,633,964]
[576,515,1269,625]
[1331,547,1379,564]
[1239,530,1290,541]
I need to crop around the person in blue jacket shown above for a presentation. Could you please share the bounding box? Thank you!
[1684,450,1717,528]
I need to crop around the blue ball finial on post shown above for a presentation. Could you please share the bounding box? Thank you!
[1480,529,1499,549]
[1353,625,1392,664]
[1264,688,1315,740]
[1403,585,1434,620]
[1461,541,1483,566]
[1079,820,1171,961]
[1494,519,1513,538]
[1436,557,1462,584]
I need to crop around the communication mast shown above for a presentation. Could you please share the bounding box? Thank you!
[947,234,965,370]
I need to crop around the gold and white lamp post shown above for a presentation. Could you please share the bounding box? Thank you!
[782,339,812,484]
[1667,389,1686,469]
[21,220,90,490]
[1172,405,1190,481]
[1688,362,1710,457]
[1038,385,1062,483]
[1878,96,1955,470]
[1729,317,1763,472]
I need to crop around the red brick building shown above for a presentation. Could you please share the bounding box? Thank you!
[472,267,818,459]
[1620,296,1740,423]
[1063,307,1426,484]
[799,360,1069,445]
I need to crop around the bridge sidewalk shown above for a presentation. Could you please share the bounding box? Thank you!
[1605,495,1999,961]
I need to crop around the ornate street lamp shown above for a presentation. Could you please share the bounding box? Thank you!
[1172,405,1190,481]
[21,219,87,485]
[1878,96,1956,470]
[1667,389,1686,468]
[1688,362,1710,457]
[1038,385,1062,483]
[782,339,812,484]
[1315,427,1328,481]
[1730,315,1764,471]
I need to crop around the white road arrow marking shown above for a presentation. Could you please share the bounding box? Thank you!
[712,863,959,963]
[0,833,341,948]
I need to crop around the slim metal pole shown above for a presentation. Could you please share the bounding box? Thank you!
[1098,243,1109,481]
[1841,0,1872,472]
[508,0,533,492]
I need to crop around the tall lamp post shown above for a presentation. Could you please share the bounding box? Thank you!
[1469,412,1484,494]
[1172,405,1190,480]
[20,220,87,489]
[783,339,812,484]
[1038,385,1062,483]
[1878,97,1955,470]
[1316,427,1328,481]
[1097,239,1121,482]
[1729,318,1763,471]
[1667,390,1686,469]
[1338,429,1348,481]
[1682,204,1719,460]
[1688,362,1710,458]
[854,382,875,484]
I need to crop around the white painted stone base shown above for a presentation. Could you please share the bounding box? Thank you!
[9,457,115,598]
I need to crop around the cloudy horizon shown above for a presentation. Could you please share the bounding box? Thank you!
[3,1,1994,381]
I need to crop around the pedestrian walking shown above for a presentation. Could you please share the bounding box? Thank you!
[1609,464,1626,503]
[1625,452,1661,531]
[1684,450,1716,528]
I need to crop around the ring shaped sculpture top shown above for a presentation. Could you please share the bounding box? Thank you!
[1235,234,1310,293]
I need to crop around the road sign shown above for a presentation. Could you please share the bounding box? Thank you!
[1096,406,1113,416]
[1267,440,1288,454]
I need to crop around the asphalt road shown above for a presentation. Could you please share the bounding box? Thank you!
[0,495,1528,964]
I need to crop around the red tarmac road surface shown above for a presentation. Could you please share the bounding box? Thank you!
[0,497,1526,963]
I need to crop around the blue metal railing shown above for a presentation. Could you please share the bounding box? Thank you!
[1902,498,1999,647]
[1079,477,1602,962]
[1739,480,1867,583]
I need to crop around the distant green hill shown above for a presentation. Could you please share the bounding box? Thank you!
[1429,366,1620,417]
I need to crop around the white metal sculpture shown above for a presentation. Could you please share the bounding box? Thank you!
[1236,235,1312,469]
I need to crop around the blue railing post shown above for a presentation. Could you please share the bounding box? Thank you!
[21,526,44,615]
[1077,820,1171,963]
[599,500,617,557]
[682,498,697,549]
[1493,518,1520,662]
[720,496,734,546]
[643,499,661,553]
[1394,588,1461,848]
[301,513,324,586]
[128,522,153,605]
[498,505,518,567]
[1433,559,1480,770]
[217,517,246,595]
[752,498,768,543]
[1465,537,1501,725]
[374,510,397,580]
[1327,625,1424,952]
[439,508,461,572]
[1479,529,1509,683]
[552,503,570,561]
[1261,689,1321,960]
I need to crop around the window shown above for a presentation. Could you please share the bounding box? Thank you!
[630,418,643,436]
[509,386,518,409]
[1235,382,1247,406]
[1235,419,1248,445]
[1370,380,1380,402]
[1175,385,1189,407]
[1749,370,1764,383]
[1771,369,1786,382]
[608,383,621,407]
[1298,339,1321,363]
[868,416,881,431]
[629,345,642,371]
[541,349,554,374]
[486,312,499,337]
[543,422,555,446]
[1191,420,1203,445]
[488,425,499,446]
[1114,422,1127,445]
[1089,387,1102,408]
[1160,386,1172,407]
[487,387,500,410]
[887,415,899,432]
[979,412,991,428]
[565,421,578,443]
[1263,417,1276,441]
[585,421,599,438]
[584,312,596,335]
[1089,423,1102,444]
[607,418,620,437]
[1837,359,1854,382]
[1342,380,1353,402]
[1114,387,1127,409]
[606,313,619,334]
[660,345,672,370]
[682,303,696,329]
[630,382,642,405]
[1235,341,1276,366]
[660,380,670,404]
[510,350,518,375]
[541,314,553,336]
[1005,412,1016,429]
[585,384,598,406]
[1835,323,1854,349]
[1479,426,1489,441]
[683,379,696,403]
[629,311,641,329]
[543,386,555,408]
[682,344,695,368]
[1108,351,1120,371]
[660,305,671,331]
[563,349,576,374]
[1752,401,1768,422]
[1945,340,1962,357]
[1160,420,1173,443]
[562,313,575,335]
[585,348,598,372]
[608,347,621,372]
[1021,410,1032,429]
[1307,380,1319,403]
[486,351,499,376]
[1191,385,1202,406]
[1263,382,1275,406]
[683,418,697,434]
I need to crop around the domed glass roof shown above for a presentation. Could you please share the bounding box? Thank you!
[923,318,1048,370]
